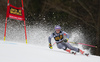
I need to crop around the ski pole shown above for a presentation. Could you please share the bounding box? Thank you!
[69,42,97,48]
[52,41,78,46]
[52,40,64,46]
[52,40,97,48]
[78,43,97,48]
[52,42,56,46]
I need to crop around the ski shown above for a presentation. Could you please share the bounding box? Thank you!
[71,52,76,55]
[85,53,89,56]
[80,53,89,56]
[71,52,89,56]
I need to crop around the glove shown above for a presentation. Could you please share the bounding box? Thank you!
[49,43,53,49]
[63,38,68,42]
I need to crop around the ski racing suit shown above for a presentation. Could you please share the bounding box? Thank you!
[48,31,79,52]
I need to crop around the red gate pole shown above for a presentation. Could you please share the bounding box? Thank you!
[7,0,9,3]
[21,0,27,44]
[4,17,8,41]
[4,0,9,41]
[24,20,27,44]
[21,0,24,8]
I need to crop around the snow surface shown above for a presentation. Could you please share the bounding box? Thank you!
[0,40,100,62]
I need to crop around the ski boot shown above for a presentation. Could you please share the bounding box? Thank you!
[85,53,89,56]
[79,49,89,56]
[66,49,76,55]
[80,49,84,54]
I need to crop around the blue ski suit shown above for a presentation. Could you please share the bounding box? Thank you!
[48,31,79,52]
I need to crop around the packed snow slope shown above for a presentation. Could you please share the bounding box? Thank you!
[0,40,100,62]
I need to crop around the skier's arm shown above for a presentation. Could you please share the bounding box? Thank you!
[63,31,69,39]
[48,33,54,44]
[48,34,53,49]
[63,31,69,42]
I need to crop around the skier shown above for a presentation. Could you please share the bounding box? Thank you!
[48,25,88,55]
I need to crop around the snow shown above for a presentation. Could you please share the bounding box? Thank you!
[0,40,100,62]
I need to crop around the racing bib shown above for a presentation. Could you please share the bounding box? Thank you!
[54,35,63,41]
[53,31,63,41]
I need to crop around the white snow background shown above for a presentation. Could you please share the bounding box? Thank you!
[0,19,100,62]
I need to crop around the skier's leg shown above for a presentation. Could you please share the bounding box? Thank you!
[65,42,79,52]
[57,42,87,55]
[58,42,76,53]
[57,43,67,50]
[65,42,85,54]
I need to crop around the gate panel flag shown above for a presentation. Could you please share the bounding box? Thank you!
[6,4,25,21]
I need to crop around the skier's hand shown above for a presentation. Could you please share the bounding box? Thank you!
[49,43,53,49]
[66,38,69,42]
[63,38,68,42]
